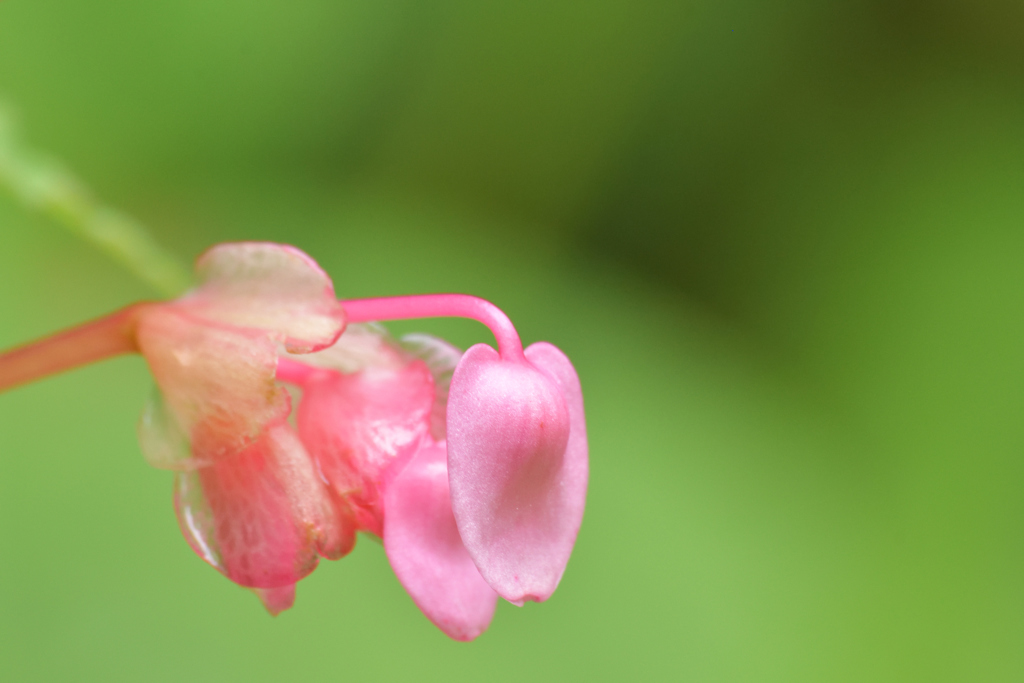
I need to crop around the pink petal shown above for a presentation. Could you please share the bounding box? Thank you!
[291,324,460,441]
[294,360,435,536]
[174,423,350,588]
[253,584,296,616]
[383,440,497,641]
[137,306,290,469]
[313,488,359,561]
[184,242,346,353]
[447,342,588,603]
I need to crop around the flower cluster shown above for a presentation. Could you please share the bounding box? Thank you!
[127,242,588,640]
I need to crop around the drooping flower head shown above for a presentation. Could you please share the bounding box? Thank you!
[293,295,590,623]
[0,241,589,639]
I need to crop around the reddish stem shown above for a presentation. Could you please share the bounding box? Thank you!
[340,294,525,361]
[0,303,151,394]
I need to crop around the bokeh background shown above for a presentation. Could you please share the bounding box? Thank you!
[2,1,1024,680]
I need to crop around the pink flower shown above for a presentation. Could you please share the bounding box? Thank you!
[278,325,499,639]
[135,243,353,608]
[279,296,589,635]
[280,325,438,537]
[0,242,588,637]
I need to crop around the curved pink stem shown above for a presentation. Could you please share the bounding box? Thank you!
[340,295,525,362]
[0,303,152,394]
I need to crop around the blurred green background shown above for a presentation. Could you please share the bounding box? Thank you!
[1,1,1023,680]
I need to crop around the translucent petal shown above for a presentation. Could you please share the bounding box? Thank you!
[400,333,462,440]
[184,242,345,353]
[447,342,587,603]
[173,423,348,588]
[295,361,435,535]
[137,387,193,470]
[384,440,497,641]
[289,323,406,373]
[136,306,290,467]
[174,462,221,570]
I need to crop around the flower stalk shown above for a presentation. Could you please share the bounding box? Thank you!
[341,294,525,362]
[0,303,151,393]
